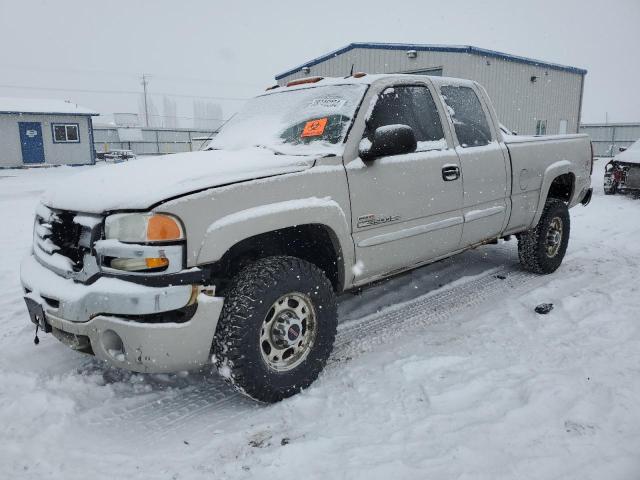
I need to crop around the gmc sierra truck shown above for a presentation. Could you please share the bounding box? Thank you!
[21,74,593,402]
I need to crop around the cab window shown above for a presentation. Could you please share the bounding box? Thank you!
[366,86,445,150]
[440,86,493,148]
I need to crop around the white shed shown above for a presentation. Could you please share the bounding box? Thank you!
[0,98,98,168]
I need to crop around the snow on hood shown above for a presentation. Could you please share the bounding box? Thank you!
[614,141,640,164]
[41,148,316,213]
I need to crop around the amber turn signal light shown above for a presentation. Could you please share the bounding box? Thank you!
[147,215,183,242]
[145,257,170,269]
[286,76,323,87]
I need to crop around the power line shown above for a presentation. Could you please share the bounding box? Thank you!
[129,113,227,121]
[2,64,141,79]
[2,63,265,88]
[0,83,249,101]
[144,72,264,89]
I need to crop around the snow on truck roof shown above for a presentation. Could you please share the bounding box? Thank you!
[0,97,98,116]
[263,73,474,95]
[275,42,588,80]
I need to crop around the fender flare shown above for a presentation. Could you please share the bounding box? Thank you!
[530,160,573,228]
[196,197,354,288]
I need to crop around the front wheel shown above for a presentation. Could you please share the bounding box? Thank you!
[212,256,337,403]
[518,198,570,274]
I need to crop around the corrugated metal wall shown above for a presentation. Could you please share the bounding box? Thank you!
[579,123,640,157]
[277,48,584,136]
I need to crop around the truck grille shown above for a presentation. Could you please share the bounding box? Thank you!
[50,212,86,269]
[33,206,102,276]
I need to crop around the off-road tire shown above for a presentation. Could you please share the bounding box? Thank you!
[212,255,337,403]
[518,198,570,274]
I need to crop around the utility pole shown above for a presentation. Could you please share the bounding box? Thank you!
[141,74,150,127]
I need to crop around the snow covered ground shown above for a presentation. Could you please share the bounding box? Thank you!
[1,160,639,479]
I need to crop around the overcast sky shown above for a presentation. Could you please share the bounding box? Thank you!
[0,0,638,126]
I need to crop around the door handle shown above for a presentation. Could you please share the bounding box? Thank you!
[442,165,460,181]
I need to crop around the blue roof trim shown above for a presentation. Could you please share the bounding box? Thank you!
[0,111,97,116]
[275,43,588,80]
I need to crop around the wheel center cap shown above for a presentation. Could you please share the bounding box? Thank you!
[287,324,301,341]
[272,312,303,348]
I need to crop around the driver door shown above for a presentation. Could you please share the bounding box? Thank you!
[345,82,464,283]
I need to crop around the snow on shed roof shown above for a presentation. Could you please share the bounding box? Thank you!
[275,42,588,80]
[0,97,98,116]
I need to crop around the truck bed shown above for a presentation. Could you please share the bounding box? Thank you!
[502,133,592,234]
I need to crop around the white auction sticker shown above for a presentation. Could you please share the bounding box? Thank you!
[309,97,347,109]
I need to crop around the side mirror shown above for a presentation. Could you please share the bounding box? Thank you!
[619,146,627,153]
[359,124,417,161]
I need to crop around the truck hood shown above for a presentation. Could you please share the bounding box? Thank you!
[42,148,316,213]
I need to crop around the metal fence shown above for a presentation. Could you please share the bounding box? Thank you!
[93,127,216,156]
[94,123,640,158]
[579,123,640,157]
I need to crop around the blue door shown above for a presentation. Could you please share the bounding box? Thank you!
[19,122,45,164]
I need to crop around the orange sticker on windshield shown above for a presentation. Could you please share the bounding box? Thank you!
[301,118,328,137]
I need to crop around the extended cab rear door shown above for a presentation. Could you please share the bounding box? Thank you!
[437,83,510,247]
[345,79,464,284]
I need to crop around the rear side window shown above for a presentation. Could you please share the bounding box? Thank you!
[366,86,445,150]
[440,86,492,148]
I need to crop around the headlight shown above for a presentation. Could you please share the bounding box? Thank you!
[105,213,184,243]
[102,213,184,273]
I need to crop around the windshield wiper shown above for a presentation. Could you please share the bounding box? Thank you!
[253,145,308,156]
[253,144,285,155]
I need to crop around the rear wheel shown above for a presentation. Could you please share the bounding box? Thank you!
[212,255,337,403]
[518,199,570,274]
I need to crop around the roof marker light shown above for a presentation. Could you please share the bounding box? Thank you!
[286,76,323,87]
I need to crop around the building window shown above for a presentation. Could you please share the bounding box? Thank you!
[535,120,547,136]
[52,123,80,143]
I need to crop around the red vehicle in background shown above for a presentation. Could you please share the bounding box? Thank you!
[604,139,640,195]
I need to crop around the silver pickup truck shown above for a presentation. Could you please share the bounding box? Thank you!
[21,74,593,402]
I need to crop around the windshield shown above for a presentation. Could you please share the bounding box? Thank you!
[208,84,368,155]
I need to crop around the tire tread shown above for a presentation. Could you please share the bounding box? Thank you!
[213,255,337,403]
[518,198,570,274]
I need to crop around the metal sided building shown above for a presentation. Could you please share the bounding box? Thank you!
[275,43,587,136]
[0,98,98,168]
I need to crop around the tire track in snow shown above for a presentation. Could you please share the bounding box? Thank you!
[97,261,548,445]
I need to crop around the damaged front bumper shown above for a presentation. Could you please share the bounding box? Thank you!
[20,254,223,373]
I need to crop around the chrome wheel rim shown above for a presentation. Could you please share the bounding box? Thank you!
[545,217,563,257]
[260,292,317,372]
